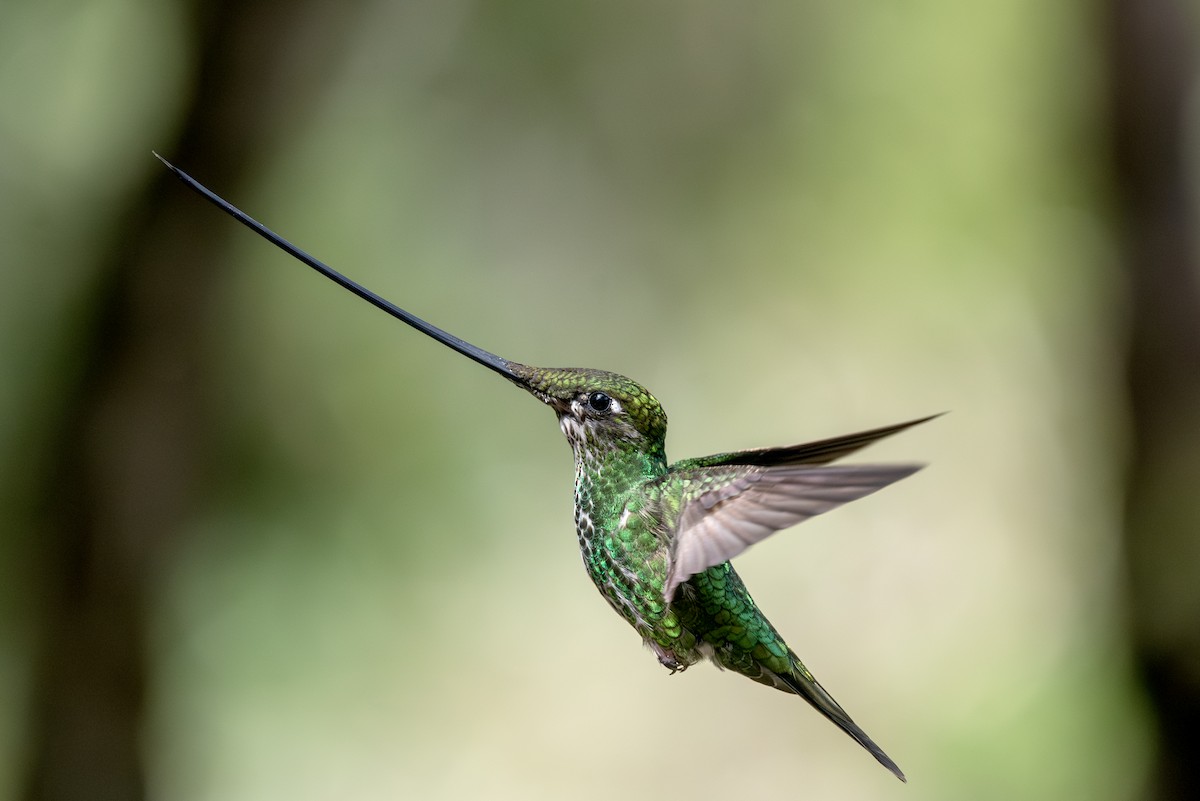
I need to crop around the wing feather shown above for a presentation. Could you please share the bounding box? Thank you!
[669,414,941,471]
[664,464,921,600]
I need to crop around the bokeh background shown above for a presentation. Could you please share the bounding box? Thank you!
[2,1,1198,800]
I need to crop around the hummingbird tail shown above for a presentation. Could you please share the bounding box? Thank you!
[779,666,907,782]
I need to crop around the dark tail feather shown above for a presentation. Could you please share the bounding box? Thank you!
[779,667,907,782]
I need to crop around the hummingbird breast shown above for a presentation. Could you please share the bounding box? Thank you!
[571,454,699,662]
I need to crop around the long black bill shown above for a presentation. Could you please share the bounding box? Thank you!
[155,153,523,384]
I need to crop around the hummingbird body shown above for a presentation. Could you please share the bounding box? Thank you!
[159,155,932,783]
[515,366,918,780]
[542,366,769,675]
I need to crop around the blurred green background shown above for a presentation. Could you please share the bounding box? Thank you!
[2,1,1198,800]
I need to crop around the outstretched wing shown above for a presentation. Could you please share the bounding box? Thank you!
[663,464,921,600]
[669,414,941,471]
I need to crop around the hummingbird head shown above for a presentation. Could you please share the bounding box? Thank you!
[508,365,668,461]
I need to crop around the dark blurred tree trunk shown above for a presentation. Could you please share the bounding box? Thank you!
[21,3,359,800]
[1107,0,1200,799]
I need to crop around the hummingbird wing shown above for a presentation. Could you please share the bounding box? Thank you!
[663,464,920,600]
[668,414,940,471]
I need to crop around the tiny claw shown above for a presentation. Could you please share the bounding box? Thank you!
[657,654,687,674]
[648,641,689,674]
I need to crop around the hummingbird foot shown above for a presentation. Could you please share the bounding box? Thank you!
[660,656,687,674]
[648,643,688,674]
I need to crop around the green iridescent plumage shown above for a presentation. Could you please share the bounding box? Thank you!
[160,156,932,784]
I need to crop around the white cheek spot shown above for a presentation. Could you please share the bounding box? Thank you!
[560,414,586,443]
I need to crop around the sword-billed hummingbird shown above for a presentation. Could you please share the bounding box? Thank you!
[158,153,932,782]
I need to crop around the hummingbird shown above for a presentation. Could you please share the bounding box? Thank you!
[157,153,932,782]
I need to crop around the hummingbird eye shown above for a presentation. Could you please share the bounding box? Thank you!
[586,391,612,413]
